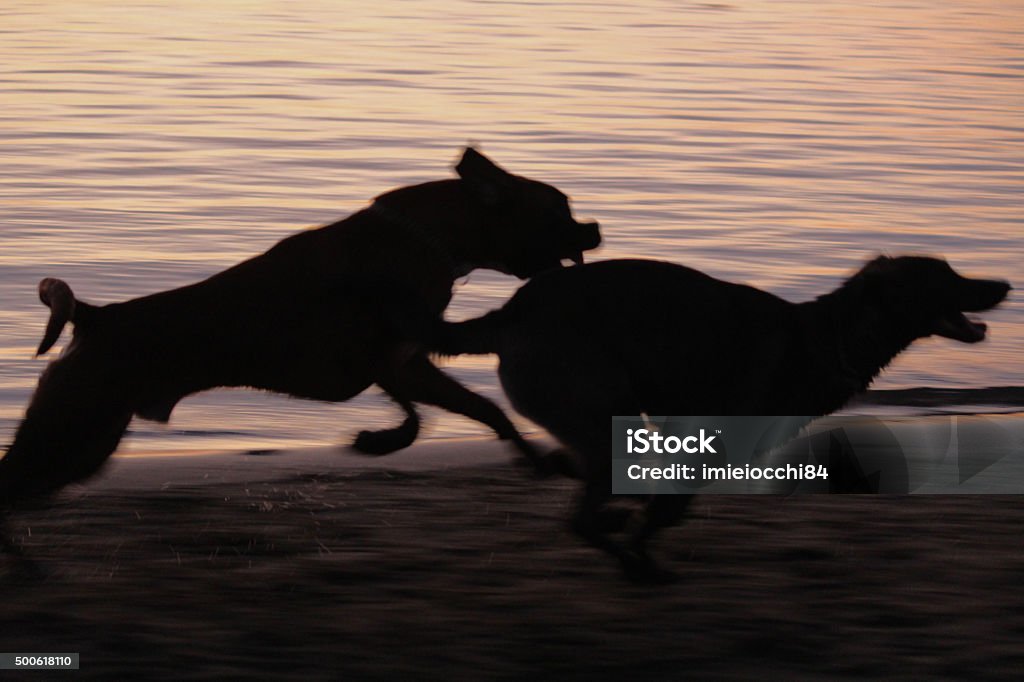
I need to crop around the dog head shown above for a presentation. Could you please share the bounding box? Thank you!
[455,147,601,278]
[849,255,1011,343]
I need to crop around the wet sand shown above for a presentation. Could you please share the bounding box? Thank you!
[2,442,1024,680]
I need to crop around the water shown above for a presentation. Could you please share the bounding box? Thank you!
[1,0,1021,454]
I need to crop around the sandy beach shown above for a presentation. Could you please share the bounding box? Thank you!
[3,432,1024,680]
[3,0,1021,678]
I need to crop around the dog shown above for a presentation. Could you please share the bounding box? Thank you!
[0,147,600,512]
[428,256,1011,582]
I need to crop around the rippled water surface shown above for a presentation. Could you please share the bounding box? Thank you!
[1,0,1021,453]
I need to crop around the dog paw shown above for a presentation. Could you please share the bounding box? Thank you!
[352,429,410,456]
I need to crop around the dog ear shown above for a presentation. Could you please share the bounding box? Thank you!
[843,255,895,302]
[862,255,894,274]
[455,147,515,205]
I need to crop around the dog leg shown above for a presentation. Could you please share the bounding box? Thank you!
[364,354,566,474]
[545,404,671,582]
[621,495,694,584]
[570,488,675,584]
[352,393,420,455]
[570,479,656,579]
[0,351,132,503]
[0,352,130,578]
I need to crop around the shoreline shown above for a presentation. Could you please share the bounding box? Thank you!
[93,410,1024,492]
[2,413,1023,679]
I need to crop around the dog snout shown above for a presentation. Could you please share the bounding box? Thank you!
[574,220,601,251]
[961,278,1011,311]
[985,278,1010,302]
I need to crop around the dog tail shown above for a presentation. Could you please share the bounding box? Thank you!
[431,309,505,356]
[36,278,95,356]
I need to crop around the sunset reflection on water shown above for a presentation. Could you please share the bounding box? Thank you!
[0,0,1020,453]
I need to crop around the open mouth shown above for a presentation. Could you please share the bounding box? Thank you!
[934,311,988,343]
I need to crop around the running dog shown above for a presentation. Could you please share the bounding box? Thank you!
[429,256,1010,582]
[0,147,601,512]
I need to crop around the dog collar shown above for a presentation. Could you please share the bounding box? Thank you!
[367,201,466,279]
